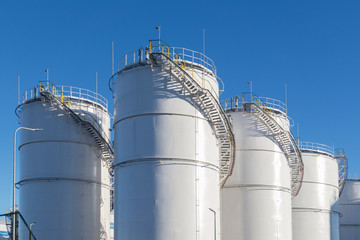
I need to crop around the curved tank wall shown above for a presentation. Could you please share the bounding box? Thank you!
[292,143,339,240]
[339,179,360,240]
[18,85,111,240]
[221,97,293,240]
[112,48,220,240]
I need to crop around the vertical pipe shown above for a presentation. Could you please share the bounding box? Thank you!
[96,72,98,95]
[112,41,115,75]
[209,208,216,240]
[13,130,17,240]
[18,75,20,105]
[285,83,288,117]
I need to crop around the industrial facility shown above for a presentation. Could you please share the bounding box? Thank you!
[3,40,355,240]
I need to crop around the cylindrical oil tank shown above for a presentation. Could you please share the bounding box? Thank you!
[221,96,293,240]
[112,44,220,240]
[292,142,339,240]
[339,179,360,239]
[18,84,111,240]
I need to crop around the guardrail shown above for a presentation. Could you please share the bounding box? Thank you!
[222,93,294,127]
[222,94,286,113]
[298,141,334,156]
[22,82,108,110]
[115,40,224,96]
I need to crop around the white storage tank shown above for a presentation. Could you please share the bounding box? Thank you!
[17,83,112,240]
[111,41,234,240]
[292,142,340,240]
[221,95,303,240]
[339,179,360,239]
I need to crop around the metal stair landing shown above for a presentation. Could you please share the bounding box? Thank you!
[149,47,235,188]
[244,102,304,197]
[39,90,114,172]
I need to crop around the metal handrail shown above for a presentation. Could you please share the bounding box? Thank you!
[114,41,221,97]
[298,141,334,156]
[22,82,108,110]
[148,40,216,74]
[149,40,219,98]
[76,109,111,145]
[222,93,289,120]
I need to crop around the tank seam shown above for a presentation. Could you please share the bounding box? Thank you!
[113,112,209,128]
[17,177,111,188]
[235,149,286,154]
[300,180,339,189]
[292,207,341,215]
[222,184,291,192]
[19,140,98,150]
[114,158,219,169]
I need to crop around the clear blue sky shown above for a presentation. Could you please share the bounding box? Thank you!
[0,0,359,214]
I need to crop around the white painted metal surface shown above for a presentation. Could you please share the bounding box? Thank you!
[18,85,111,240]
[221,96,293,240]
[339,179,360,240]
[292,142,340,240]
[112,46,221,240]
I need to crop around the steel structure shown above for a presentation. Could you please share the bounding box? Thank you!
[17,82,112,240]
[339,179,360,239]
[292,141,342,240]
[110,40,234,240]
[221,94,303,240]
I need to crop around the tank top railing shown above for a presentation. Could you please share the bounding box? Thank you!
[223,93,292,126]
[114,40,224,96]
[149,40,216,74]
[22,82,108,111]
[298,141,334,156]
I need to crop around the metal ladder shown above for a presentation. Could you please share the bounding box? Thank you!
[149,50,235,187]
[335,149,348,196]
[243,102,304,197]
[39,90,114,173]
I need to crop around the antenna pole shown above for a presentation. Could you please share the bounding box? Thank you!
[247,81,253,99]
[285,83,288,116]
[112,41,115,75]
[203,28,206,55]
[156,25,161,48]
[18,75,20,105]
[45,69,49,89]
[96,72,98,94]
[297,123,300,145]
